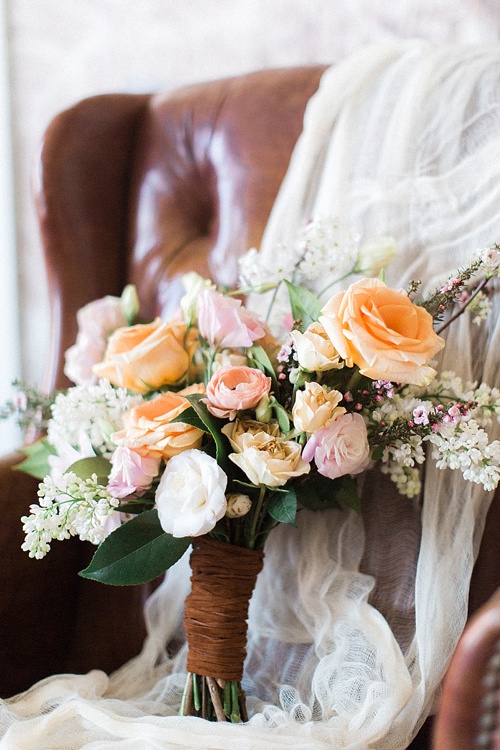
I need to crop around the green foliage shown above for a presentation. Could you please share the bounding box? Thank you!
[284,280,322,330]
[79,509,191,585]
[66,456,112,485]
[13,438,56,479]
[267,487,297,526]
[171,394,230,472]
[296,473,360,513]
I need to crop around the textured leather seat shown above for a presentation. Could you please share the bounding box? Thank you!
[0,66,498,749]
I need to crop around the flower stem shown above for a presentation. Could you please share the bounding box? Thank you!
[248,486,267,549]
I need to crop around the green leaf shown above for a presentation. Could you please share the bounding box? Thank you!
[79,509,191,585]
[335,474,361,513]
[371,445,384,462]
[270,397,290,433]
[297,474,360,514]
[284,280,322,331]
[267,488,297,526]
[67,456,112,485]
[250,345,278,384]
[174,394,230,472]
[13,438,56,479]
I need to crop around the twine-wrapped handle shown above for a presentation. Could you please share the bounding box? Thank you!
[184,536,264,681]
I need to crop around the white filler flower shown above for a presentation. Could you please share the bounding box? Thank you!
[156,449,228,537]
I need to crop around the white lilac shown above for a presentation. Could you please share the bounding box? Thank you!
[21,471,120,559]
[296,218,359,285]
[47,379,142,458]
[428,420,500,492]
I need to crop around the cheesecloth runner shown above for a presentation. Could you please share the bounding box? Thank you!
[2,40,500,750]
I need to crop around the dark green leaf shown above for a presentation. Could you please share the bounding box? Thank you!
[270,397,290,433]
[67,456,112,485]
[250,345,278,386]
[79,509,191,585]
[295,473,360,513]
[296,474,342,511]
[170,405,207,433]
[13,438,56,479]
[371,445,384,462]
[335,474,361,513]
[267,488,297,526]
[177,394,230,472]
[284,280,322,331]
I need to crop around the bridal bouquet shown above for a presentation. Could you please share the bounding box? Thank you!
[9,220,500,722]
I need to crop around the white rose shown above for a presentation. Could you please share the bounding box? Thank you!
[290,321,344,373]
[226,493,252,518]
[155,449,227,537]
[292,382,346,434]
[355,237,396,277]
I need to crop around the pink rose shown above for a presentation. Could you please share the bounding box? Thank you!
[64,296,127,385]
[197,289,266,348]
[204,366,272,420]
[107,446,160,499]
[302,412,370,480]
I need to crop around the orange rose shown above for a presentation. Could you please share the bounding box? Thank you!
[112,385,205,460]
[319,278,444,386]
[93,318,198,394]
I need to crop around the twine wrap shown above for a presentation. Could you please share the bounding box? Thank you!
[184,536,265,681]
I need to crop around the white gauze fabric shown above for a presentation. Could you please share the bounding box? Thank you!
[2,40,500,750]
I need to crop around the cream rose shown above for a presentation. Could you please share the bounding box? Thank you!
[292,382,346,434]
[204,366,272,420]
[93,318,199,394]
[290,321,344,373]
[112,385,205,460]
[222,419,310,487]
[319,278,445,385]
[156,449,227,537]
[225,493,252,518]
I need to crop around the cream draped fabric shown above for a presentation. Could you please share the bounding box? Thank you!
[2,40,500,750]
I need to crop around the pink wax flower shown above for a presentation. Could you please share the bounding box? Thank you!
[197,289,266,349]
[204,365,272,420]
[107,446,160,499]
[302,412,370,480]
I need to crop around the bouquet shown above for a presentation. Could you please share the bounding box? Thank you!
[7,219,500,723]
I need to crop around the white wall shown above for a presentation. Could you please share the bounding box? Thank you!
[2,0,500,452]
[0,0,20,453]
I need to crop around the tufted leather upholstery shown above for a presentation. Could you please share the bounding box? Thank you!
[0,66,498,749]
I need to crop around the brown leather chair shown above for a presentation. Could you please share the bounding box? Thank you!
[0,66,498,750]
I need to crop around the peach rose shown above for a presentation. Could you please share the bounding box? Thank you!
[93,318,198,394]
[292,382,346,434]
[319,278,445,386]
[111,385,205,460]
[290,321,344,373]
[204,366,272,420]
[222,419,310,487]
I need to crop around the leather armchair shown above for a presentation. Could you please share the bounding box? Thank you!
[0,66,498,749]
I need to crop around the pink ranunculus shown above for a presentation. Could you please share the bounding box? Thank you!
[204,365,272,420]
[197,289,266,349]
[64,296,127,386]
[107,446,160,499]
[302,412,370,480]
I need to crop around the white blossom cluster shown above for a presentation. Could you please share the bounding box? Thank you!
[21,472,120,559]
[428,420,500,491]
[47,379,142,457]
[370,375,500,497]
[295,218,359,284]
[238,218,360,291]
